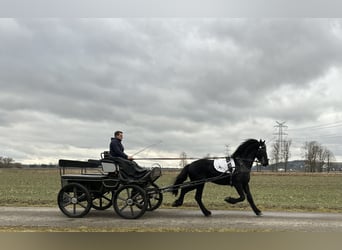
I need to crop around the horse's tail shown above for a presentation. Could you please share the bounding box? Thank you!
[172,164,190,196]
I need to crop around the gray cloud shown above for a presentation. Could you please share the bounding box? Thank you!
[1,18,342,165]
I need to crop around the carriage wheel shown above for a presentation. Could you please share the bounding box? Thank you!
[113,184,147,219]
[57,183,92,218]
[146,183,163,211]
[92,191,113,210]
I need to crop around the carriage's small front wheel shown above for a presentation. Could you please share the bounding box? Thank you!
[57,183,92,218]
[146,183,163,211]
[113,185,147,219]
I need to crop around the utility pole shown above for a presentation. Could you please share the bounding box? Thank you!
[274,121,288,168]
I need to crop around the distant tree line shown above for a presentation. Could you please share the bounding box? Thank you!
[0,157,57,168]
[0,156,21,168]
[271,140,335,172]
[302,141,335,172]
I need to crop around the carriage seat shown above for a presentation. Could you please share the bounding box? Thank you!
[59,159,100,169]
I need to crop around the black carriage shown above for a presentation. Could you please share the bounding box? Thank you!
[57,152,163,219]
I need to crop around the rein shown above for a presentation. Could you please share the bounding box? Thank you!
[133,156,261,164]
[133,157,225,160]
[134,143,265,165]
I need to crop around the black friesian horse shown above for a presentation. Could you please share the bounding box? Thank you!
[172,139,269,216]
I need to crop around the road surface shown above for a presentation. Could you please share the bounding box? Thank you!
[1,207,342,232]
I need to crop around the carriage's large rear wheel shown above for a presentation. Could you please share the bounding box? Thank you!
[57,183,92,218]
[113,184,147,219]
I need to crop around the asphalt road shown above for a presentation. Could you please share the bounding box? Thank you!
[1,206,342,232]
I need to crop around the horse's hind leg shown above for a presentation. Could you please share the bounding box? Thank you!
[195,184,211,217]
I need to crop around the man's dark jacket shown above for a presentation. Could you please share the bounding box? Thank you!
[110,137,128,159]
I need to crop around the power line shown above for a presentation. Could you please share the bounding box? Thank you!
[288,121,342,145]
[288,121,342,131]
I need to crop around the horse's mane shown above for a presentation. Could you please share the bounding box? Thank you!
[231,139,259,158]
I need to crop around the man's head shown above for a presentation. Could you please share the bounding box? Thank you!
[114,131,123,140]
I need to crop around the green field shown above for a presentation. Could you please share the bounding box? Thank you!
[0,168,341,213]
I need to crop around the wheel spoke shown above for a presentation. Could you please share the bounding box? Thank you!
[78,202,87,209]
[64,193,72,200]
[129,206,134,216]
[102,196,111,202]
[154,196,162,202]
[132,193,140,200]
[63,200,72,207]
[133,196,144,206]
[126,188,131,198]
[116,195,127,202]
[119,203,129,212]
[78,193,86,201]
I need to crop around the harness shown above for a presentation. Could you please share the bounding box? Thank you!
[213,157,236,186]
[213,157,236,174]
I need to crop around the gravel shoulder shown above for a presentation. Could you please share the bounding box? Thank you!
[1,206,342,232]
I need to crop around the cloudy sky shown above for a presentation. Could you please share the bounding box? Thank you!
[1,18,342,166]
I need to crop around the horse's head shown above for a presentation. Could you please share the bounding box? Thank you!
[232,139,269,168]
[256,140,269,166]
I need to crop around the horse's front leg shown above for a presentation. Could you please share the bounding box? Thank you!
[224,183,245,204]
[243,183,262,216]
[172,185,195,207]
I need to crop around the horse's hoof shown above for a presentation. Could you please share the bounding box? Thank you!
[204,211,212,217]
[172,200,181,207]
[255,211,263,216]
[171,189,178,197]
[224,197,234,204]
